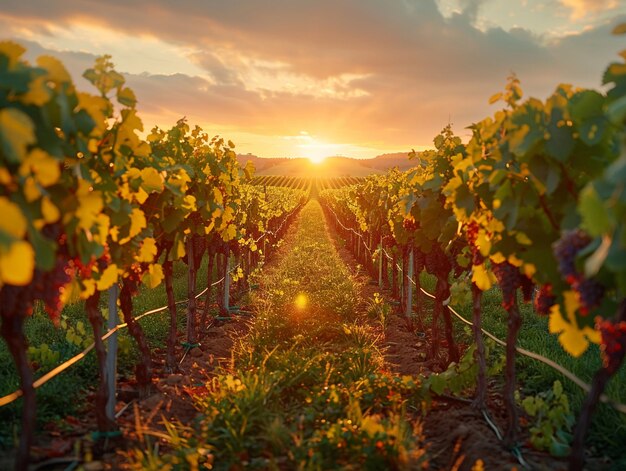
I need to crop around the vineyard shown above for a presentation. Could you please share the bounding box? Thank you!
[1,25,626,471]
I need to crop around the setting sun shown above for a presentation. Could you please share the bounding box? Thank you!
[300,138,342,165]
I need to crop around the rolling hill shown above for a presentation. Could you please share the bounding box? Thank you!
[237,152,419,176]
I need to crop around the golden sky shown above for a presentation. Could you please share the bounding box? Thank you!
[2,0,626,159]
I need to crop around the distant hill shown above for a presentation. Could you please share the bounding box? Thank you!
[236,152,421,177]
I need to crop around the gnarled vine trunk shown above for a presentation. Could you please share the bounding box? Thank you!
[0,297,35,471]
[163,257,178,372]
[85,291,116,432]
[120,280,153,398]
[503,295,522,447]
[471,282,487,411]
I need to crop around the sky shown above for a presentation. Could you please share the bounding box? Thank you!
[2,0,626,159]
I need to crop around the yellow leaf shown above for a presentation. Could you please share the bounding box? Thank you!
[135,187,149,204]
[515,232,532,245]
[0,241,35,286]
[182,195,196,212]
[211,207,223,219]
[140,167,164,193]
[128,208,146,239]
[0,41,25,68]
[472,264,495,291]
[41,196,60,223]
[522,263,536,278]
[76,181,103,230]
[0,167,11,185]
[0,108,35,163]
[20,149,60,187]
[136,237,157,263]
[213,188,223,205]
[223,223,237,241]
[80,278,97,299]
[96,264,118,291]
[490,252,506,264]
[557,326,591,358]
[175,239,186,259]
[0,197,27,239]
[77,92,109,134]
[23,177,40,202]
[60,278,81,305]
[21,75,50,106]
[37,55,72,83]
[142,263,164,288]
[548,295,596,357]
[476,232,491,257]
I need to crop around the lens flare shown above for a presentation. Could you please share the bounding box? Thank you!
[295,293,308,309]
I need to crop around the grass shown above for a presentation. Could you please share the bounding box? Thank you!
[128,200,428,470]
[0,255,216,448]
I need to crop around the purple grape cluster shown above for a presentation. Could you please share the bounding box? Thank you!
[553,230,606,315]
[553,230,591,283]
[492,261,521,310]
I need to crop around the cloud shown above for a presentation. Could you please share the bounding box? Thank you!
[1,1,625,156]
[560,0,620,20]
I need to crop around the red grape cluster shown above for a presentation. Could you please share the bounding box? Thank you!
[553,230,605,315]
[37,257,71,323]
[465,221,484,265]
[597,319,626,374]
[533,283,556,315]
[402,217,418,232]
[492,261,521,310]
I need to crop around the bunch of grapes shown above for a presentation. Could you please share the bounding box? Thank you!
[576,279,605,315]
[492,261,521,310]
[402,217,418,232]
[465,221,484,265]
[38,258,71,323]
[597,319,626,374]
[553,230,591,283]
[553,230,605,315]
[533,284,556,315]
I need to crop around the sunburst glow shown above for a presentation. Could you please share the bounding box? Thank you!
[294,293,308,309]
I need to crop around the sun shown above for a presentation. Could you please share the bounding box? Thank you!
[308,154,327,164]
[299,138,341,164]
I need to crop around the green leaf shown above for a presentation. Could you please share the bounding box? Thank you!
[578,185,612,237]
[429,374,445,395]
[27,224,57,271]
[550,439,570,458]
[117,87,137,107]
